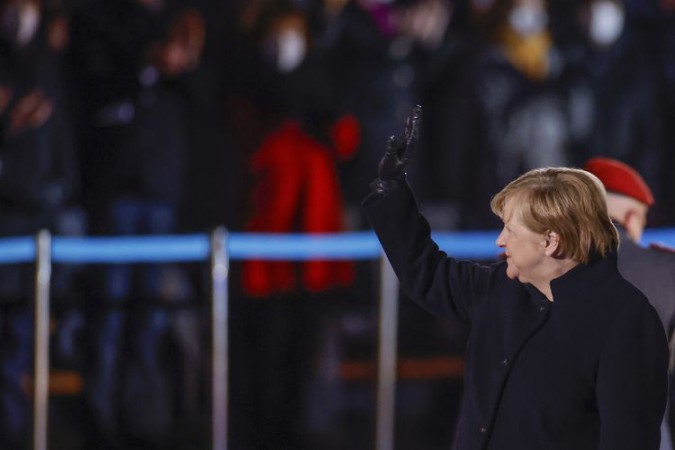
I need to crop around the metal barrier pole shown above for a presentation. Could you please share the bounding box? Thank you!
[210,227,229,450]
[33,230,51,450]
[375,253,399,450]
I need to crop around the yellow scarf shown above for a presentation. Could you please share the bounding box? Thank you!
[496,27,552,81]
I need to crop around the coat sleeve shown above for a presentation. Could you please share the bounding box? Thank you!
[596,296,669,450]
[362,181,495,325]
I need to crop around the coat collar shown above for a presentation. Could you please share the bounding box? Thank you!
[549,251,618,304]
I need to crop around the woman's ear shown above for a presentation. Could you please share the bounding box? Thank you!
[544,231,560,256]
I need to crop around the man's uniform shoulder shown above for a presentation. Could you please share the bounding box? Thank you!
[648,242,675,256]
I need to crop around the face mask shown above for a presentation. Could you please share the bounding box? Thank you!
[1,1,41,47]
[508,4,548,36]
[589,0,625,47]
[275,28,307,73]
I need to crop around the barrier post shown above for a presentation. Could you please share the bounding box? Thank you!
[210,227,229,450]
[375,253,399,450]
[33,230,51,450]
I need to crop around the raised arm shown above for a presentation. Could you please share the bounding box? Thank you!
[363,106,496,324]
[369,104,421,196]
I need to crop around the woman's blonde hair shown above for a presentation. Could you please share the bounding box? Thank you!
[490,167,619,264]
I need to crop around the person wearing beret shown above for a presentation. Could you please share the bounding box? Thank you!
[362,106,669,449]
[584,157,675,450]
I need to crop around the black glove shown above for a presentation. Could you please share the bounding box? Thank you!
[370,105,422,195]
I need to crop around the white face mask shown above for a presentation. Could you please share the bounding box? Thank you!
[1,1,41,47]
[508,4,548,36]
[16,2,40,46]
[589,0,625,47]
[275,28,307,73]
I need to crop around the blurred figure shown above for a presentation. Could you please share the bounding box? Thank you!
[232,4,360,296]
[0,0,82,448]
[416,0,570,229]
[482,0,569,187]
[67,0,205,447]
[225,6,362,449]
[563,0,666,220]
[584,156,675,450]
[397,0,468,230]
[656,2,675,226]
[396,0,455,52]
[313,0,418,218]
[242,113,360,296]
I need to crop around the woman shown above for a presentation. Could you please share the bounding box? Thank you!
[363,106,668,449]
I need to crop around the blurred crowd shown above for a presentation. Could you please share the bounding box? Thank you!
[1,0,675,449]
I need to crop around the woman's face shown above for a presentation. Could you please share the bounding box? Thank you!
[496,204,549,284]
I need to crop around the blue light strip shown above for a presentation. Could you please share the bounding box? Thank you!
[228,232,382,260]
[0,236,36,263]
[0,229,673,264]
[53,235,211,263]
[432,231,500,260]
[642,229,675,250]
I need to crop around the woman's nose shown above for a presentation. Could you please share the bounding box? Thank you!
[496,230,506,248]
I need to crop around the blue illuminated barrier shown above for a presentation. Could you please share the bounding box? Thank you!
[0,231,501,263]
[4,228,675,450]
[3,229,673,263]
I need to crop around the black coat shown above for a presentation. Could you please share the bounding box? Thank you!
[68,0,190,207]
[0,16,77,231]
[363,183,668,450]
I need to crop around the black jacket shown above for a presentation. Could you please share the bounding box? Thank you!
[0,15,77,229]
[363,183,668,450]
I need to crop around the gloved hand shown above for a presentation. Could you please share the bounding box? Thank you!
[370,105,422,195]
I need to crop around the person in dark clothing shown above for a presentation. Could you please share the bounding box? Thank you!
[583,157,675,334]
[409,0,570,231]
[67,0,205,447]
[562,0,667,222]
[313,0,418,215]
[362,106,668,449]
[584,156,675,450]
[0,0,83,448]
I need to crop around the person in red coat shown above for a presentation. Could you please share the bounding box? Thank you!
[363,106,668,449]
[242,114,360,297]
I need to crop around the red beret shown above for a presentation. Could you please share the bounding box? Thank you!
[583,157,654,206]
